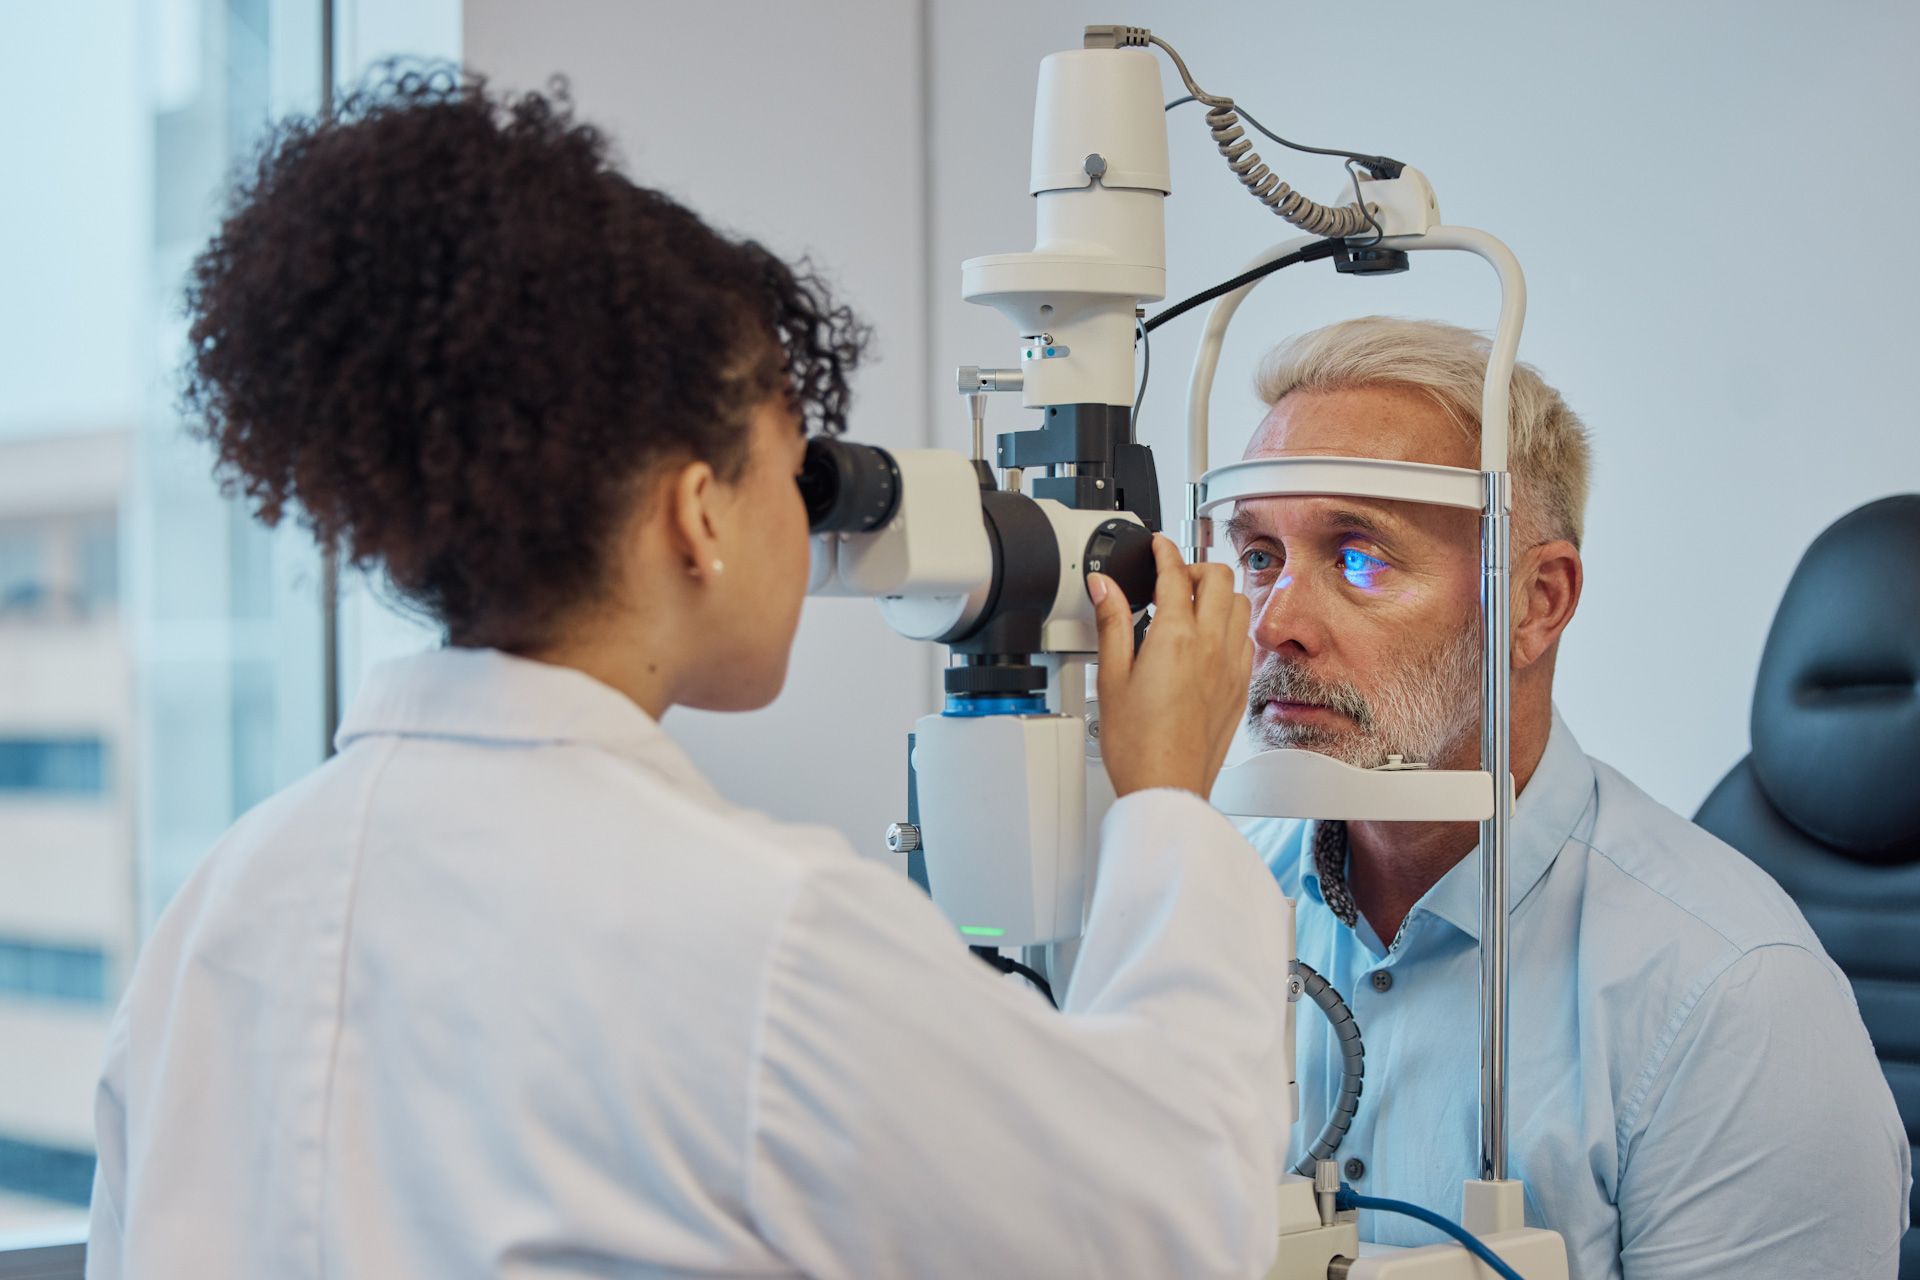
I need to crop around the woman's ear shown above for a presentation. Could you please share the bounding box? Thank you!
[665,459,725,581]
[1513,540,1583,671]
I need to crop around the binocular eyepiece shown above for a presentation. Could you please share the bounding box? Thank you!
[799,437,903,534]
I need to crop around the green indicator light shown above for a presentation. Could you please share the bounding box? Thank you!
[960,925,1006,938]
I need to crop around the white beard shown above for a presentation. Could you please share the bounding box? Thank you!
[1245,619,1483,769]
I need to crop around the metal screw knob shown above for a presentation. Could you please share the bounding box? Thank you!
[885,822,922,855]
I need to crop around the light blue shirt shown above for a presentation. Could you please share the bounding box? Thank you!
[1243,711,1911,1280]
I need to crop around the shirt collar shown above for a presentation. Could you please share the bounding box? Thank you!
[1295,821,1333,906]
[335,646,721,802]
[1284,709,1597,942]
[1418,707,1597,939]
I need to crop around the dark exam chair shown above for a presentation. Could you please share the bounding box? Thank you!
[1694,494,1920,1276]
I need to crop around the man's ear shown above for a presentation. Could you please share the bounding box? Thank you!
[1513,539,1583,671]
[665,459,723,579]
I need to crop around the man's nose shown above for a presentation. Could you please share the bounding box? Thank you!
[1250,571,1332,658]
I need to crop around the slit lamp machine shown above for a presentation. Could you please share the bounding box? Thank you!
[803,24,1568,1280]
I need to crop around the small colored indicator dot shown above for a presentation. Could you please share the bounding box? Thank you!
[1024,349,1034,359]
[1045,346,1057,356]
[960,925,1006,938]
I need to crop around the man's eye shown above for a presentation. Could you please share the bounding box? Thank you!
[1340,548,1388,586]
[1242,548,1277,574]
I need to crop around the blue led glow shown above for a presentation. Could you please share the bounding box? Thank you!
[1341,549,1388,587]
[943,694,1048,717]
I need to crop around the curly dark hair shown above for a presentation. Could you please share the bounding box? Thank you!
[183,65,869,650]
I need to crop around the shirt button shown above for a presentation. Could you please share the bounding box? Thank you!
[1370,970,1393,993]
[1344,1157,1367,1180]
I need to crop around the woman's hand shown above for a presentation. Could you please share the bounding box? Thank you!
[1087,534,1253,800]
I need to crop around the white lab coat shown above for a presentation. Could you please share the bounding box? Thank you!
[87,647,1294,1278]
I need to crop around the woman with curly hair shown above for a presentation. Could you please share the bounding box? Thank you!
[86,69,1287,1278]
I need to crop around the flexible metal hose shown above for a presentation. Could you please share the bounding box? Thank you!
[1292,960,1366,1176]
[1206,105,1374,238]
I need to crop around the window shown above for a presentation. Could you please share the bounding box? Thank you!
[0,940,108,1006]
[0,0,459,1248]
[0,740,107,798]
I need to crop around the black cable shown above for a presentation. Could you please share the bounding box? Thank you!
[1131,315,1150,424]
[971,946,1057,1007]
[1142,238,1343,335]
[1343,157,1385,246]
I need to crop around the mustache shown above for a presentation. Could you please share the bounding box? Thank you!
[1246,658,1375,731]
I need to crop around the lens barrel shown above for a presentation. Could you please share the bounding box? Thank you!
[800,438,902,533]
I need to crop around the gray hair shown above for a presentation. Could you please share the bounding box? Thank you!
[1254,316,1593,547]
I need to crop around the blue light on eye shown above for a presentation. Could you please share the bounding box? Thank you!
[1341,549,1387,586]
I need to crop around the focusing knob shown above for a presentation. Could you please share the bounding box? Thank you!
[943,663,1047,696]
[1083,519,1155,612]
[885,822,922,855]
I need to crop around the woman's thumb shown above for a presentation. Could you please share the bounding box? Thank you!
[1088,573,1133,681]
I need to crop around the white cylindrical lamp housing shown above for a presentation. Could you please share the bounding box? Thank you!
[962,49,1169,409]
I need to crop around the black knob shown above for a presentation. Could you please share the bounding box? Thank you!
[1082,519,1155,611]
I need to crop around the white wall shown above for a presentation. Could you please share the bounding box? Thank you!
[463,0,938,854]
[929,0,1920,816]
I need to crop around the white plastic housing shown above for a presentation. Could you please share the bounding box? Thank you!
[1211,749,1503,823]
[1348,165,1441,239]
[962,48,1168,409]
[913,711,1089,947]
[808,449,992,598]
[807,533,838,593]
[1029,49,1170,196]
[1333,1229,1569,1279]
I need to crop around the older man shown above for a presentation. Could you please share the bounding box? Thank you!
[1229,316,1909,1279]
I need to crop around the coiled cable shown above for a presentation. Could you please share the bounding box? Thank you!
[1120,27,1386,238]
[1205,104,1375,238]
[1292,960,1366,1176]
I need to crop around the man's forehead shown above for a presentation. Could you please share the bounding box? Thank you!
[1242,385,1474,468]
[1225,495,1407,543]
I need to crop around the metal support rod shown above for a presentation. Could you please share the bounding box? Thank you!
[1181,481,1208,563]
[1477,472,1513,1182]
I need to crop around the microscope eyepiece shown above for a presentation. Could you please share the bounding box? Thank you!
[800,438,902,533]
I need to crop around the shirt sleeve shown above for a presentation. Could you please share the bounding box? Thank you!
[742,788,1295,1280]
[1617,943,1912,1280]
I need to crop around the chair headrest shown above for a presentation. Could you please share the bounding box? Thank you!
[1751,494,1920,864]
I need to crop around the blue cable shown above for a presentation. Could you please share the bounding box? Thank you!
[1334,1187,1527,1280]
